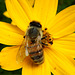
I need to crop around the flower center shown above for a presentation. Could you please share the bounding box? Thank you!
[41,28,53,48]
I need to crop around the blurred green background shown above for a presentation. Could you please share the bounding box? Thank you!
[0,0,75,75]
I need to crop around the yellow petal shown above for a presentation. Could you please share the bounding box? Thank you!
[5,0,30,31]
[67,56,75,66]
[3,11,16,25]
[25,0,34,7]
[47,5,75,38]
[17,0,34,21]
[0,46,22,71]
[3,11,10,18]
[45,48,75,75]
[22,53,51,75]
[53,33,75,49]
[11,21,16,25]
[44,51,64,75]
[0,22,24,45]
[53,33,75,58]
[33,0,58,27]
[54,33,75,41]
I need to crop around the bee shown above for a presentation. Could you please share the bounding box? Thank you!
[16,21,44,64]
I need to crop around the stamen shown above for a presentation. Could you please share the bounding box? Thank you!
[49,39,51,40]
[41,28,53,47]
[41,42,48,46]
[45,28,47,30]
[23,36,25,38]
[41,36,47,40]
[49,41,53,45]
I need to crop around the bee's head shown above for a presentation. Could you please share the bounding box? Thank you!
[30,21,42,28]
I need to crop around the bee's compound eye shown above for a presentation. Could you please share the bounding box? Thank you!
[30,21,42,28]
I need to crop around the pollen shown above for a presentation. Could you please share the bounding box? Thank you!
[41,28,53,47]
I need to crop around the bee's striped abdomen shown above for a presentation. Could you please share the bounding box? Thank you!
[29,48,44,64]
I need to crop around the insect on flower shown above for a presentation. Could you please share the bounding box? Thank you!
[16,21,53,64]
[0,0,75,75]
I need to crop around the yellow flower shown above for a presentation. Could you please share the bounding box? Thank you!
[0,0,75,75]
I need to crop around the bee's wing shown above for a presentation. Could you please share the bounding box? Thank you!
[16,38,29,63]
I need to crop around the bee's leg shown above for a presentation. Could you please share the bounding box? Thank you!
[23,36,25,38]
